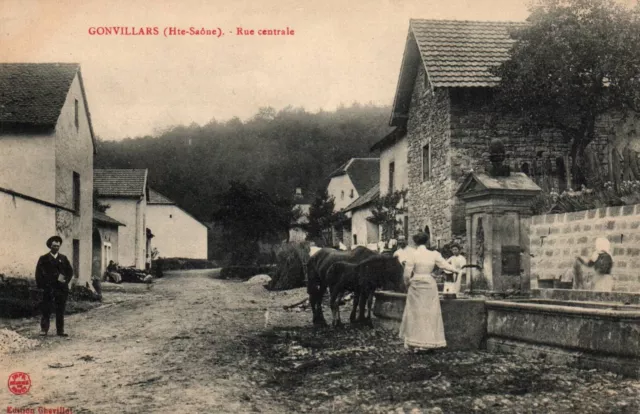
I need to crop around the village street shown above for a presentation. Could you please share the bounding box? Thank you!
[1,271,640,414]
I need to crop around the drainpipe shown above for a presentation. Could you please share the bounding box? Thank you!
[135,196,142,269]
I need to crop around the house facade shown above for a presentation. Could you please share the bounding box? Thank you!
[146,188,208,259]
[343,184,380,248]
[326,158,379,246]
[289,188,312,243]
[389,19,611,247]
[0,63,96,284]
[327,158,379,212]
[94,169,149,269]
[92,210,124,279]
[371,127,410,241]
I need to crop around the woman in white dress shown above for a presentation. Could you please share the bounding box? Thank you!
[399,232,459,351]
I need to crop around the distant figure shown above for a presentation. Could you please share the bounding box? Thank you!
[35,236,74,337]
[575,237,614,291]
[105,260,122,283]
[443,243,467,296]
[399,232,459,352]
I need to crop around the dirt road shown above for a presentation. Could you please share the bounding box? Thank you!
[2,270,639,414]
[1,270,304,414]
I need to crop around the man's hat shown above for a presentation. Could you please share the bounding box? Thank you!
[46,236,63,248]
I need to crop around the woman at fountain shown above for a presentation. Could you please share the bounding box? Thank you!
[575,237,614,291]
[399,232,459,352]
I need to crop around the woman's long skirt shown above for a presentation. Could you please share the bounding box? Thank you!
[399,274,446,349]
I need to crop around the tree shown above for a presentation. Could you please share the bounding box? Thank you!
[490,0,640,187]
[369,189,408,242]
[211,181,296,264]
[304,190,348,246]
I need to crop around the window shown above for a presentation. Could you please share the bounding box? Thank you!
[341,190,344,200]
[353,234,358,245]
[74,99,79,129]
[73,239,80,279]
[73,172,80,215]
[424,225,431,241]
[389,161,395,192]
[169,214,172,218]
[350,189,354,198]
[422,144,431,181]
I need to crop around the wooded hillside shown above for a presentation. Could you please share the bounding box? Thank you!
[95,103,392,222]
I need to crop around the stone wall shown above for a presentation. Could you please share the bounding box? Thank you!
[529,204,640,293]
[406,68,452,245]
[449,88,611,237]
[406,73,614,247]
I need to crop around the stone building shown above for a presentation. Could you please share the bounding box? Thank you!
[388,19,610,246]
[326,158,379,246]
[146,188,208,259]
[371,127,410,242]
[289,188,312,243]
[327,158,379,212]
[343,184,380,248]
[0,63,96,284]
[93,169,150,269]
[92,210,125,279]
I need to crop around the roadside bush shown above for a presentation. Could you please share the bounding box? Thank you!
[219,265,276,281]
[268,242,309,291]
[0,275,99,318]
[0,276,37,318]
[70,284,100,302]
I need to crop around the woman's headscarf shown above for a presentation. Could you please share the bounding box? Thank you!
[594,237,611,255]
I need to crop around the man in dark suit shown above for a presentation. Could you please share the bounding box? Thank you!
[35,236,74,337]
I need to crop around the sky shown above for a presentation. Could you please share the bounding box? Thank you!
[1,0,542,140]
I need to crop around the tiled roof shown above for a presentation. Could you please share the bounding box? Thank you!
[148,188,175,205]
[411,19,525,88]
[371,127,407,152]
[0,63,97,152]
[390,19,526,126]
[94,169,148,197]
[329,158,380,196]
[344,184,380,212]
[456,172,542,196]
[0,63,78,126]
[93,210,125,227]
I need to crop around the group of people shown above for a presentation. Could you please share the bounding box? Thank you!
[392,232,467,353]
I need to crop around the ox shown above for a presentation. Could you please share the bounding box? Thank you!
[307,246,403,327]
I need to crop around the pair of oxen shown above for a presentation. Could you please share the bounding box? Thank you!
[306,246,404,327]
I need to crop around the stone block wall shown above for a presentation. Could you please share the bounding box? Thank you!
[406,68,453,244]
[529,204,640,293]
[406,73,614,248]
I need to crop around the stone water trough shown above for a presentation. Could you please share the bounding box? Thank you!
[374,292,640,378]
[486,298,640,378]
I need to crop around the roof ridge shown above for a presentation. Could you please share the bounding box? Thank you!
[95,168,148,171]
[410,18,526,24]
